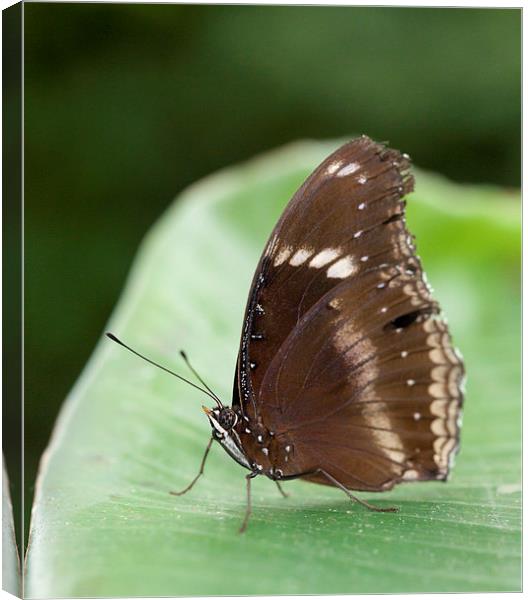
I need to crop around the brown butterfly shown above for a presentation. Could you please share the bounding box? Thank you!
[108,135,465,533]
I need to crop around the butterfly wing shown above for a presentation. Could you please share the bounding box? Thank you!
[258,266,464,490]
[233,136,464,488]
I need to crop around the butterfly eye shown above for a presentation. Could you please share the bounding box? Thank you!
[218,408,237,430]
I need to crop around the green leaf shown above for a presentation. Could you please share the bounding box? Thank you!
[25,141,520,596]
[3,460,21,597]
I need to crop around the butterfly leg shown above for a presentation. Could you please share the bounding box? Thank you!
[275,481,289,498]
[239,472,258,534]
[316,469,398,513]
[169,437,213,496]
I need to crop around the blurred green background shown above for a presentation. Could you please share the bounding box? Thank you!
[19,4,520,547]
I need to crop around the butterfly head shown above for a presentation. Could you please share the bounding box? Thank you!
[202,405,238,440]
[202,405,253,470]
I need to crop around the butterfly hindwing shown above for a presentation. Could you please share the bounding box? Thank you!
[258,266,464,489]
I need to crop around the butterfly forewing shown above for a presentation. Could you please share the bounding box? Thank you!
[233,136,464,490]
[235,138,412,409]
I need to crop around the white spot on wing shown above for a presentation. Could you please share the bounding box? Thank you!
[336,161,360,177]
[274,246,292,266]
[328,297,342,310]
[327,255,357,279]
[326,160,343,175]
[289,247,312,266]
[309,247,341,268]
[431,419,447,436]
[428,382,445,398]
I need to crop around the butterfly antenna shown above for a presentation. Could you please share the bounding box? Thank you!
[179,350,223,406]
[106,333,222,408]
